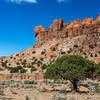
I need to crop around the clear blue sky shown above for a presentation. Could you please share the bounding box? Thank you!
[0,0,100,57]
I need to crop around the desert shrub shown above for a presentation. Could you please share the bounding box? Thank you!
[21,59,27,67]
[32,57,35,60]
[20,69,27,73]
[74,44,78,48]
[93,83,100,93]
[95,54,98,57]
[37,63,40,67]
[41,51,45,55]
[32,51,36,54]
[25,96,30,100]
[9,66,23,73]
[80,49,83,52]
[24,80,37,84]
[94,42,97,46]
[98,51,100,54]
[0,68,3,71]
[40,57,44,61]
[31,67,37,73]
[1,60,8,68]
[61,51,66,55]
[84,52,87,55]
[34,58,38,62]
[51,47,56,51]
[67,48,72,54]
[10,56,13,59]
[16,62,20,65]
[31,62,36,65]
[16,54,19,56]
[90,53,93,57]
[56,43,59,47]
[22,53,24,55]
[89,45,94,49]
[50,55,53,58]
[42,64,48,70]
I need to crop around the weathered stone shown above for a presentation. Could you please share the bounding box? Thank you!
[34,14,100,43]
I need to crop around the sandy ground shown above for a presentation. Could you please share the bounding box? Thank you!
[0,88,100,100]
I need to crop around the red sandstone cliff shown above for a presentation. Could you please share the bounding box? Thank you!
[35,14,100,43]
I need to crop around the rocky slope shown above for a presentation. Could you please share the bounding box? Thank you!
[0,14,100,74]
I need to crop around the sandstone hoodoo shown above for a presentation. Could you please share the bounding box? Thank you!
[35,14,100,43]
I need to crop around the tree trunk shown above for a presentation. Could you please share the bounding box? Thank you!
[71,80,78,92]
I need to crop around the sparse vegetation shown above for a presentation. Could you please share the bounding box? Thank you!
[1,60,8,68]
[8,66,24,73]
[95,54,98,57]
[31,67,37,73]
[32,51,36,54]
[80,49,83,52]
[41,51,46,55]
[61,51,66,55]
[89,45,94,49]
[40,57,44,61]
[51,47,56,51]
[74,44,78,48]
[90,53,93,57]
[21,59,27,67]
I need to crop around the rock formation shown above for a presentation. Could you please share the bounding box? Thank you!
[34,14,100,43]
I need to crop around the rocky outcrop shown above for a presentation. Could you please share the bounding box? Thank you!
[0,74,43,80]
[34,14,100,43]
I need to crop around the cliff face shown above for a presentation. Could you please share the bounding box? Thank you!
[34,14,100,43]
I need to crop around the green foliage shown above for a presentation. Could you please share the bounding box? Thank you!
[32,57,35,60]
[74,44,78,48]
[41,51,45,55]
[90,53,93,57]
[98,51,100,54]
[44,55,96,80]
[20,69,27,73]
[94,42,97,46]
[61,51,66,55]
[31,67,37,73]
[80,49,83,52]
[0,68,3,71]
[89,45,94,49]
[95,54,98,57]
[93,83,100,93]
[56,43,59,47]
[8,66,26,73]
[95,63,100,77]
[42,64,48,70]
[51,47,56,51]
[1,60,8,68]
[44,55,96,92]
[21,59,27,67]
[40,57,44,61]
[32,51,36,54]
[84,52,87,55]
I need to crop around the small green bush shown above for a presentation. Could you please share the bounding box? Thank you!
[40,58,44,61]
[89,45,94,49]
[51,48,56,51]
[41,51,45,55]
[98,51,100,54]
[32,51,36,54]
[31,67,37,73]
[95,54,98,57]
[61,51,66,55]
[90,53,93,57]
[74,44,78,48]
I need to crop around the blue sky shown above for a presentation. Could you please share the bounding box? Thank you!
[0,0,100,57]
